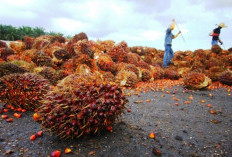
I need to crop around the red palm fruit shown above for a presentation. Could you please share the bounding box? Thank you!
[30,134,37,140]
[37,131,43,136]
[17,108,22,112]
[13,113,21,118]
[6,118,13,122]
[3,109,8,112]
[22,109,26,112]
[149,132,156,139]
[107,126,113,132]
[2,115,8,119]
[65,148,72,154]
[50,150,61,157]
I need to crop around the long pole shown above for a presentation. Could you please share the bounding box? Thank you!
[174,21,185,42]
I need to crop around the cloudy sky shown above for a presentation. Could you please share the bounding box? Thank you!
[0,0,231,51]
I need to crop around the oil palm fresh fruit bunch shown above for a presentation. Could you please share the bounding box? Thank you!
[141,68,152,82]
[115,70,138,87]
[0,48,15,61]
[0,62,28,77]
[152,66,165,80]
[96,53,116,73]
[0,73,50,110]
[219,70,232,86]
[36,73,128,139]
[107,42,128,63]
[32,51,53,67]
[164,69,180,80]
[183,72,212,89]
[0,41,8,48]
[211,44,222,54]
[126,52,141,65]
[73,32,88,43]
[23,36,35,49]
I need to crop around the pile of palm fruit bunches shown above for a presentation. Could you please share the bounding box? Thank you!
[0,32,231,138]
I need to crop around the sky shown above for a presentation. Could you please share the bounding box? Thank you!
[0,0,231,51]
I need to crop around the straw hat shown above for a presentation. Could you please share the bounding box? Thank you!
[219,22,227,28]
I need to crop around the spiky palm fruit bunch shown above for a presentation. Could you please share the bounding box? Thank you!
[36,73,127,139]
[136,60,151,70]
[96,53,116,73]
[73,54,95,71]
[32,35,51,50]
[219,70,232,86]
[121,64,139,77]
[193,49,208,59]
[50,35,66,44]
[0,62,28,77]
[6,55,20,61]
[101,72,115,82]
[23,36,35,49]
[9,41,26,55]
[225,54,232,66]
[107,42,128,63]
[205,57,223,69]
[73,32,88,43]
[32,51,53,67]
[115,70,138,87]
[0,48,15,61]
[126,52,141,65]
[141,55,152,65]
[34,67,60,85]
[20,49,37,63]
[96,40,115,52]
[141,69,152,82]
[0,41,7,48]
[0,73,50,110]
[53,49,71,62]
[130,46,145,56]
[207,66,225,81]
[211,44,222,54]
[191,59,205,70]
[152,66,165,80]
[183,72,212,89]
[73,40,94,58]
[61,59,75,75]
[164,69,180,80]
[75,64,92,74]
[10,60,35,72]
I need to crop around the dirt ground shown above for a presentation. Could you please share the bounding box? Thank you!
[0,82,231,157]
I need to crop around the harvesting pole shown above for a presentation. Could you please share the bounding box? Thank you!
[174,20,185,42]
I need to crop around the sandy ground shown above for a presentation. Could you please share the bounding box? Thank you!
[0,82,231,157]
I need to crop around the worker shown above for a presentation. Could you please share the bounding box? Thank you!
[210,22,227,46]
[163,19,181,68]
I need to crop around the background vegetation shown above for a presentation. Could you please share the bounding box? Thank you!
[0,24,67,41]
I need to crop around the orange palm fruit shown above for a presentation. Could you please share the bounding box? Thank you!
[65,148,72,154]
[1,115,8,119]
[51,150,61,157]
[149,132,156,139]
[30,134,37,140]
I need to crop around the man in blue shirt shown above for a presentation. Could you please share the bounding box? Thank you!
[210,23,227,46]
[163,19,181,68]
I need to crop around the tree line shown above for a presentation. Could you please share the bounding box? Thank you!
[0,24,67,41]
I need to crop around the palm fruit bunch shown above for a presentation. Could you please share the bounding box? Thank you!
[50,35,66,44]
[20,49,37,63]
[96,53,116,73]
[7,54,20,61]
[32,51,53,67]
[53,49,71,62]
[205,57,222,69]
[9,41,26,55]
[34,67,60,85]
[219,70,232,86]
[23,36,35,49]
[96,40,115,53]
[207,66,224,81]
[36,73,128,139]
[101,72,115,82]
[152,66,165,80]
[0,41,7,48]
[73,54,94,71]
[115,70,138,87]
[73,32,88,43]
[61,59,75,75]
[136,60,151,70]
[75,64,92,74]
[121,64,139,77]
[0,73,50,110]
[10,60,35,72]
[107,42,128,63]
[183,72,212,89]
[126,52,141,65]
[32,35,51,50]
[164,69,180,80]
[0,62,28,77]
[0,48,15,61]
[73,40,94,58]
[211,44,222,54]
[130,46,145,56]
[140,68,152,82]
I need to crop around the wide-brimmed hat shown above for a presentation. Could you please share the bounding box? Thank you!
[219,22,227,28]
